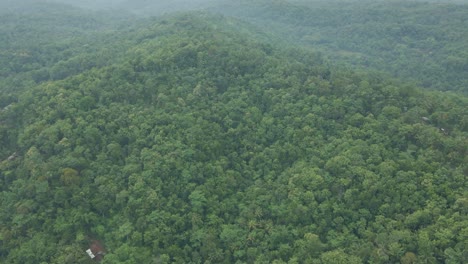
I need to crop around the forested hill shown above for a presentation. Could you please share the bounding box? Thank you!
[6,0,468,94]
[79,0,468,93]
[0,2,141,133]
[0,7,467,264]
[204,0,468,93]
[0,1,135,108]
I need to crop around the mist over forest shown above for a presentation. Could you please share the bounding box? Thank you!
[44,0,468,13]
[1,0,467,263]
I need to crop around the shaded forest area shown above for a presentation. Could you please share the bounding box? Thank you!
[0,1,467,263]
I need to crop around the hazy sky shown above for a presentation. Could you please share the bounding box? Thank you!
[5,0,467,16]
[47,0,468,12]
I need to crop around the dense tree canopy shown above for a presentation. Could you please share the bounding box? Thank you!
[0,1,467,263]
[206,0,468,93]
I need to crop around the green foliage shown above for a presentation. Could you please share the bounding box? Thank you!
[212,0,468,93]
[0,2,467,263]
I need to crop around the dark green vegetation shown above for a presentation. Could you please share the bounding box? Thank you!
[83,0,468,93]
[206,0,468,93]
[0,1,135,87]
[1,1,467,263]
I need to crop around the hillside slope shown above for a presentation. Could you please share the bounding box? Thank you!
[36,0,468,93]
[205,0,468,93]
[0,11,467,264]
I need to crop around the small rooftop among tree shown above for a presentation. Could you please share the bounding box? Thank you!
[85,240,106,262]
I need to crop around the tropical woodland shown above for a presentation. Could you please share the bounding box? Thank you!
[0,1,467,263]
